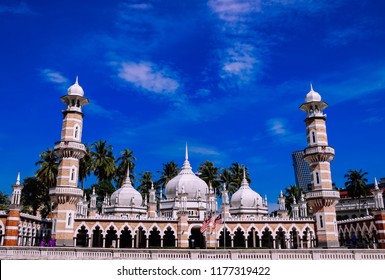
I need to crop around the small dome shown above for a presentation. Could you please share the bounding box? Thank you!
[305,84,321,103]
[110,167,143,206]
[165,145,209,199]
[67,76,84,96]
[231,172,263,208]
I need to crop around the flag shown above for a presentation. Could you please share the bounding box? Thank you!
[200,214,212,233]
[212,214,223,230]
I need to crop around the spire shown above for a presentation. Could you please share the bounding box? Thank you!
[92,187,95,195]
[16,172,20,185]
[121,165,133,188]
[374,177,379,190]
[310,83,313,92]
[182,143,192,170]
[151,181,154,190]
[240,168,249,188]
[280,190,283,197]
[223,183,227,191]
[75,75,79,84]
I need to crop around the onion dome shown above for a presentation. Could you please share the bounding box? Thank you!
[304,84,321,103]
[110,166,143,206]
[165,144,209,199]
[67,76,84,96]
[231,170,263,208]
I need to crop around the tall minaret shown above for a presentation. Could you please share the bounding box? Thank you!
[49,77,89,246]
[300,85,340,248]
[4,173,23,246]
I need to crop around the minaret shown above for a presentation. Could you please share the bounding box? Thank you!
[277,190,288,218]
[4,173,23,246]
[372,178,384,209]
[300,85,340,248]
[299,193,308,217]
[89,188,98,217]
[148,182,157,218]
[49,77,89,246]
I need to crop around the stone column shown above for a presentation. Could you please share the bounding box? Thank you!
[102,237,106,248]
[160,238,164,248]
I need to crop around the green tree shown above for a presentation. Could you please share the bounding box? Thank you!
[21,177,50,217]
[90,140,116,182]
[79,144,92,190]
[115,148,136,187]
[35,148,59,188]
[198,160,220,190]
[88,180,116,212]
[344,169,369,214]
[0,191,10,210]
[137,171,154,199]
[284,185,303,214]
[157,161,180,200]
[218,163,250,197]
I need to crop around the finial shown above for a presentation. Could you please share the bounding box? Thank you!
[185,143,188,161]
[223,183,227,191]
[16,172,20,185]
[280,190,283,197]
[92,187,95,195]
[310,83,313,91]
[151,181,154,190]
[374,177,379,190]
[293,196,297,204]
[75,75,79,84]
[122,164,133,188]
[243,168,246,180]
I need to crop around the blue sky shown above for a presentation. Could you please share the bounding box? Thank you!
[0,0,384,208]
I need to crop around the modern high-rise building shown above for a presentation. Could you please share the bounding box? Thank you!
[292,150,311,190]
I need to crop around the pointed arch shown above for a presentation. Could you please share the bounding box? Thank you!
[104,222,119,235]
[161,223,177,237]
[119,223,133,233]
[73,222,91,237]
[90,222,104,233]
[231,224,246,236]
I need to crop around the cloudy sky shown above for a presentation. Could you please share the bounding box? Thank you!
[0,0,384,207]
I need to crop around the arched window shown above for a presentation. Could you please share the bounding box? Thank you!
[74,125,79,139]
[70,167,76,182]
[316,172,320,185]
[309,129,318,145]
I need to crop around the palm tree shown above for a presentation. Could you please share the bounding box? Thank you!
[35,148,59,188]
[344,169,369,214]
[284,185,303,214]
[198,160,220,190]
[218,168,238,197]
[90,140,115,182]
[79,144,92,190]
[137,171,154,199]
[89,180,116,212]
[228,162,250,187]
[115,148,136,187]
[157,161,180,200]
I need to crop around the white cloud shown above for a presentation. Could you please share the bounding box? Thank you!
[0,2,34,15]
[266,118,287,136]
[208,0,261,23]
[190,146,220,156]
[40,69,68,85]
[118,61,180,94]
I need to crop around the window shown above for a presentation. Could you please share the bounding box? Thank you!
[74,126,79,139]
[316,172,320,185]
[319,215,323,228]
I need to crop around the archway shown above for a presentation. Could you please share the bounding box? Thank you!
[105,226,118,248]
[135,227,146,248]
[92,226,103,248]
[290,228,299,249]
[189,227,205,249]
[218,228,231,248]
[276,228,287,249]
[120,227,132,248]
[233,228,245,248]
[261,228,273,248]
[149,227,161,247]
[163,227,176,248]
[247,228,260,248]
[76,225,88,247]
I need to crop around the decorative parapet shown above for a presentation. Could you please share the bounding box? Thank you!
[74,215,177,222]
[49,187,83,197]
[1,248,385,260]
[337,215,374,224]
[306,190,340,200]
[20,213,51,223]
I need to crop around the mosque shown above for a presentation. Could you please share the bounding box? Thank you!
[1,79,384,250]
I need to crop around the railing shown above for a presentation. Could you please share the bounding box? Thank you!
[304,146,335,155]
[49,187,83,196]
[1,247,385,260]
[54,141,85,151]
[306,190,340,199]
[337,216,374,224]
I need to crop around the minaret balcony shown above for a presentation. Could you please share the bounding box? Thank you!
[49,186,83,197]
[54,141,86,158]
[305,190,340,208]
[303,146,335,162]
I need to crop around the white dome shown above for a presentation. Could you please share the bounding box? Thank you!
[231,176,263,208]
[110,168,143,206]
[165,146,209,200]
[305,84,321,103]
[67,76,84,96]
